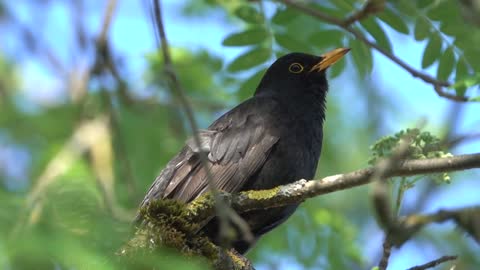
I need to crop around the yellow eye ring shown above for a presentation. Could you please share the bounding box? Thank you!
[288,63,304,73]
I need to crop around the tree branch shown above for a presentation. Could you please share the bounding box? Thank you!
[391,206,480,246]
[406,255,457,270]
[342,0,385,26]
[186,153,480,223]
[371,131,416,231]
[378,238,392,270]
[128,151,480,268]
[278,0,469,102]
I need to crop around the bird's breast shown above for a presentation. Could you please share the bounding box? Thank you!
[244,111,324,191]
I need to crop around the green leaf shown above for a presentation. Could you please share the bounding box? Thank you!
[440,22,466,37]
[271,7,296,25]
[437,46,455,80]
[274,32,311,52]
[377,8,409,35]
[329,54,346,79]
[349,38,373,77]
[234,5,263,24]
[308,29,344,51]
[454,85,467,97]
[451,73,480,86]
[427,1,456,21]
[455,60,469,81]
[451,72,480,97]
[463,47,480,71]
[222,28,269,47]
[361,18,392,53]
[395,1,417,15]
[416,0,432,9]
[414,17,430,41]
[454,59,468,97]
[468,96,480,102]
[421,35,442,68]
[238,68,266,100]
[454,60,469,96]
[313,3,346,18]
[332,0,354,13]
[227,47,271,72]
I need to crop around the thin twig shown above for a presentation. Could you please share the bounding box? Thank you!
[372,127,419,230]
[372,127,420,269]
[185,152,480,223]
[279,0,469,102]
[96,22,140,199]
[378,237,392,270]
[396,207,480,245]
[102,88,139,199]
[447,133,480,148]
[92,0,119,73]
[98,0,118,44]
[406,255,458,270]
[91,0,123,214]
[150,0,253,246]
[342,0,385,26]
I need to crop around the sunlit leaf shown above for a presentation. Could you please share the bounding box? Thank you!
[361,18,392,53]
[271,7,297,25]
[440,21,467,37]
[416,0,432,9]
[234,5,263,24]
[414,16,430,41]
[329,54,346,79]
[222,27,269,47]
[313,3,346,18]
[349,38,373,77]
[437,46,455,80]
[469,96,480,102]
[451,72,480,97]
[331,0,354,13]
[275,32,312,52]
[463,46,480,71]
[422,34,442,68]
[394,0,417,15]
[227,47,271,72]
[308,29,344,50]
[454,60,469,96]
[377,8,409,34]
[426,1,456,21]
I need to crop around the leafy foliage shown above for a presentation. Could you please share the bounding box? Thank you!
[369,128,453,219]
[0,0,479,269]
[369,128,452,164]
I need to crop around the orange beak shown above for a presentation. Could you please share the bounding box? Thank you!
[310,48,350,72]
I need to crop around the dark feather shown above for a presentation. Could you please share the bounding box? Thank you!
[135,51,345,254]
[138,97,280,209]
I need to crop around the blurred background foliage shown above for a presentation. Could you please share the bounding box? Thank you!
[0,0,480,269]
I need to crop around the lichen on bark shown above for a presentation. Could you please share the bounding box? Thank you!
[118,197,254,270]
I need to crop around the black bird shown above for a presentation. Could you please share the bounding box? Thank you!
[137,48,350,254]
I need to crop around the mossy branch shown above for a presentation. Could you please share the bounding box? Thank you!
[118,199,254,270]
[187,153,480,223]
[120,153,480,269]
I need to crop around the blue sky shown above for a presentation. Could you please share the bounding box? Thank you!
[2,1,480,269]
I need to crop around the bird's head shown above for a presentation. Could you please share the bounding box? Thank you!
[255,48,350,98]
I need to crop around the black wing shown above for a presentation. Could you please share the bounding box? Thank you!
[138,97,280,209]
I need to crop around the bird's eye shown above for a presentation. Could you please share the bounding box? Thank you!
[288,63,304,74]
